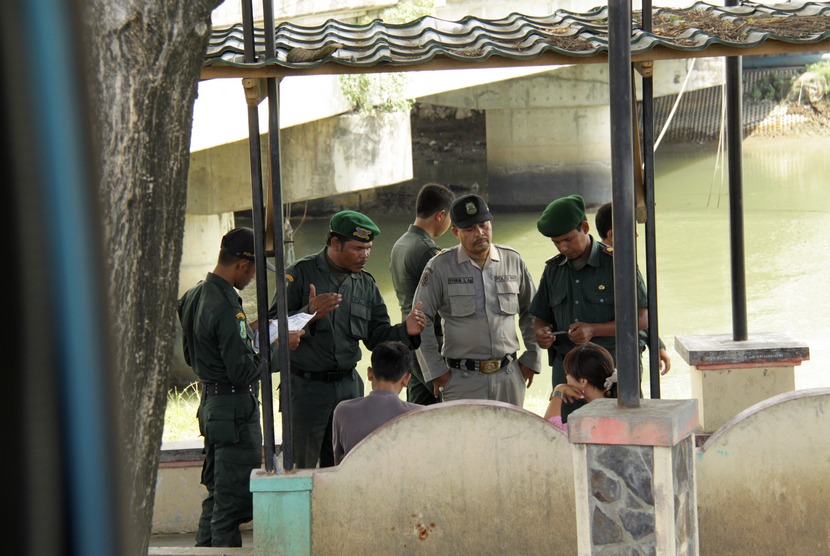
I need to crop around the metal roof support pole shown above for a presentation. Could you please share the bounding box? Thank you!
[608,0,641,408]
[726,0,748,341]
[241,0,278,472]
[641,0,661,398]
[261,0,294,472]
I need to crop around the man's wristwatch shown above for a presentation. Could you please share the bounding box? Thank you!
[551,390,564,400]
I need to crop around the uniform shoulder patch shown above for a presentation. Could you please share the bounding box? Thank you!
[545,253,566,265]
[602,245,614,256]
[286,274,294,282]
[420,268,432,287]
[239,320,247,339]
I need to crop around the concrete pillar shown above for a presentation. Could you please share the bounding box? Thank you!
[251,470,313,556]
[569,399,700,555]
[675,333,809,433]
[486,105,611,208]
[179,212,235,298]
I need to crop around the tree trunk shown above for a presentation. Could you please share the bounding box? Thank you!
[83,0,221,552]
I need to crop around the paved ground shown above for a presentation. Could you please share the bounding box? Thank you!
[149,531,253,555]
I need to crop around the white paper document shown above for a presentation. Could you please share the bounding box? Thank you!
[253,312,315,351]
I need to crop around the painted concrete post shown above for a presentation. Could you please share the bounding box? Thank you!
[568,399,699,555]
[675,333,809,432]
[250,470,313,556]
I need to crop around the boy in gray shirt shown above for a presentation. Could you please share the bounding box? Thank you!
[332,341,422,464]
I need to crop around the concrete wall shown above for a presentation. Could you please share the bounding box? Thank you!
[420,60,723,207]
[310,401,577,554]
[154,389,830,553]
[282,111,413,202]
[695,387,830,555]
[188,111,412,211]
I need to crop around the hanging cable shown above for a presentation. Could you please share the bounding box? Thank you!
[654,58,697,152]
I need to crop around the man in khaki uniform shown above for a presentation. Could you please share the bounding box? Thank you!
[413,194,541,407]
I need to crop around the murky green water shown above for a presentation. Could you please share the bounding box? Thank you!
[250,136,830,417]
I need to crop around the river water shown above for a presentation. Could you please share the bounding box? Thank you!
[250,136,830,417]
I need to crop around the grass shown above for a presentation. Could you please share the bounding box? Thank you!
[162,382,202,443]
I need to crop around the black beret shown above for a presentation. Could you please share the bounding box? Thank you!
[221,227,275,271]
[450,194,492,228]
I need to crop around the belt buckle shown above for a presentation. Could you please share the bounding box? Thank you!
[478,359,500,374]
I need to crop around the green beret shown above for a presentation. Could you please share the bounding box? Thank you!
[329,210,380,242]
[536,194,587,237]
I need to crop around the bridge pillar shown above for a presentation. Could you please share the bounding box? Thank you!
[486,105,610,209]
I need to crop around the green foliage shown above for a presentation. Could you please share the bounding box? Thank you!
[747,72,794,102]
[340,73,414,114]
[337,1,433,114]
[806,60,830,94]
[372,0,434,24]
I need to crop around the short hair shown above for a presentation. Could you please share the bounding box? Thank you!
[595,202,612,242]
[326,231,351,247]
[370,341,413,382]
[415,183,455,219]
[563,342,617,398]
[217,250,246,267]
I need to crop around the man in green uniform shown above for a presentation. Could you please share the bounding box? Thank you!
[389,183,454,405]
[274,210,426,468]
[594,202,671,377]
[530,195,648,418]
[178,227,302,547]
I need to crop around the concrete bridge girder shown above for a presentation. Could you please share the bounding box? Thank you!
[418,58,724,208]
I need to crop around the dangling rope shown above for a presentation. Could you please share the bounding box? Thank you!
[654,58,697,152]
[707,83,728,208]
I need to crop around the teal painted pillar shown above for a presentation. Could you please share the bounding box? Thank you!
[251,469,313,555]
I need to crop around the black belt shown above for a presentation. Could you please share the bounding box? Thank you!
[446,353,516,374]
[291,368,354,383]
[202,382,258,396]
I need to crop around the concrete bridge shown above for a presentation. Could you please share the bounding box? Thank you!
[182,0,722,292]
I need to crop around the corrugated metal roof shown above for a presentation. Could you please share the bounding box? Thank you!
[203,2,830,77]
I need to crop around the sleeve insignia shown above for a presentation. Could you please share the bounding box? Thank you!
[239,321,247,339]
[286,274,294,282]
[420,269,432,287]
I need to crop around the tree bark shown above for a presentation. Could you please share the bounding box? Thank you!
[83,0,221,552]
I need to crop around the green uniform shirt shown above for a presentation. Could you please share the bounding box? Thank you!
[277,248,419,373]
[178,272,260,385]
[530,236,648,362]
[389,225,442,317]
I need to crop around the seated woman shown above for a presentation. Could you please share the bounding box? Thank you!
[543,342,617,432]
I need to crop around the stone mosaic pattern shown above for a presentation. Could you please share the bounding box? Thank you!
[673,437,697,555]
[586,444,656,555]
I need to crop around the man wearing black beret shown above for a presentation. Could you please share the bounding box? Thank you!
[413,194,541,406]
[530,195,648,420]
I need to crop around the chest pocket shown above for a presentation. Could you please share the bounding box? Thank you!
[583,283,615,323]
[496,280,519,315]
[349,300,371,338]
[448,283,475,317]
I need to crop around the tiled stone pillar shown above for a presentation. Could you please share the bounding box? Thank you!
[675,333,809,432]
[569,399,699,555]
